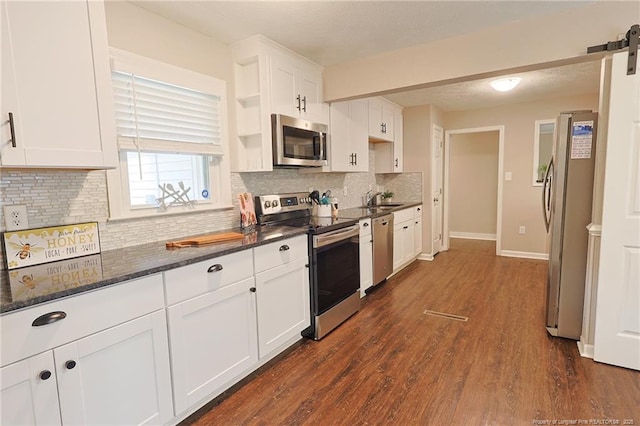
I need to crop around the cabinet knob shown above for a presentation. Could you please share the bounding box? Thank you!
[207,264,223,273]
[65,360,76,370]
[417,207,421,212]
[32,311,67,327]
[250,287,256,293]
[8,112,16,148]
[403,226,409,230]
[362,222,369,227]
[39,370,52,381]
[279,244,290,251]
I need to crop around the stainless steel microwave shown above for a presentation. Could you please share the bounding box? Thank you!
[272,114,328,167]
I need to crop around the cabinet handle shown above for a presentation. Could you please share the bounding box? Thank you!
[250,287,256,293]
[380,123,385,134]
[395,158,399,168]
[305,264,309,268]
[296,94,301,111]
[32,311,67,327]
[39,370,52,381]
[279,244,290,251]
[302,96,307,112]
[8,112,16,148]
[207,264,223,273]
[354,152,357,165]
[65,360,76,370]
[403,226,409,230]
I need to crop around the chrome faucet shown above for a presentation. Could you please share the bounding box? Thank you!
[365,190,382,207]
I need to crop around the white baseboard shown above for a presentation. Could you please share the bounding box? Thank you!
[449,232,496,241]
[578,340,594,359]
[499,250,549,260]
[418,253,434,261]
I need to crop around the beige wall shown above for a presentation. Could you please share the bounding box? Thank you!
[323,2,638,101]
[449,132,499,237]
[443,93,599,254]
[104,1,237,145]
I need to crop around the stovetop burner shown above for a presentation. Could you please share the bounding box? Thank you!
[255,192,358,234]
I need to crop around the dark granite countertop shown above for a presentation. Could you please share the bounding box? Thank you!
[0,226,307,314]
[338,201,423,220]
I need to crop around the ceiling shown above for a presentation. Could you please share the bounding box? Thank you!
[129,0,602,111]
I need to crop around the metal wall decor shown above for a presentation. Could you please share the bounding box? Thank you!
[157,181,196,211]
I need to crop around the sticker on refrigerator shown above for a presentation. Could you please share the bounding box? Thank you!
[570,120,594,159]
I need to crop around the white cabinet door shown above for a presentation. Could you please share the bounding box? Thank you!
[270,54,299,118]
[299,65,325,124]
[392,110,403,172]
[0,0,116,169]
[393,222,404,271]
[166,276,258,415]
[368,98,394,142]
[255,257,310,359]
[329,100,368,172]
[401,220,416,265]
[0,352,61,426]
[414,208,423,257]
[55,310,173,426]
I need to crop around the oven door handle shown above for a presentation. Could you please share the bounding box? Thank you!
[314,225,360,249]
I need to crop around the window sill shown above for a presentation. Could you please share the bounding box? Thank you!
[107,203,234,223]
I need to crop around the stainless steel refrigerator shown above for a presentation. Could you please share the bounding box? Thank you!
[542,111,598,340]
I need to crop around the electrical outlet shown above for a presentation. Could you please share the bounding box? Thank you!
[519,226,526,235]
[4,205,29,231]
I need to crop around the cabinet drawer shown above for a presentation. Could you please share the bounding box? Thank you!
[164,250,254,306]
[394,207,414,224]
[253,235,307,274]
[359,218,372,237]
[0,274,164,367]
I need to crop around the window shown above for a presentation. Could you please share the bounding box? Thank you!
[533,119,555,187]
[106,49,231,218]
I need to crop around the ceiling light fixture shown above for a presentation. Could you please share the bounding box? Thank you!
[490,77,521,92]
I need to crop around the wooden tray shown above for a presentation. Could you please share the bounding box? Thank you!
[166,232,244,248]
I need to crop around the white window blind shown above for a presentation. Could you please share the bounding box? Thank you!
[112,71,224,156]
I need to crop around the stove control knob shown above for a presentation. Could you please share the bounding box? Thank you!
[272,200,279,207]
[264,200,271,208]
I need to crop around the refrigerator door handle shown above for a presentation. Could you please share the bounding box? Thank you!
[542,158,554,232]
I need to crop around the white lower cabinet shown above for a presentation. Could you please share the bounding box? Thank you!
[255,257,309,358]
[54,311,173,425]
[254,235,310,359]
[166,276,258,416]
[393,205,423,273]
[1,352,61,425]
[0,274,173,425]
[359,218,373,296]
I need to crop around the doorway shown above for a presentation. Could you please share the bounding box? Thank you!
[442,126,504,255]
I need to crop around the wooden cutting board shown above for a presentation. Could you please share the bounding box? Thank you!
[166,232,244,248]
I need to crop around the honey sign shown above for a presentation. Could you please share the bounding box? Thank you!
[3,222,100,270]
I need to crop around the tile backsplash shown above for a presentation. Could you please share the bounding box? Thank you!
[1,148,421,263]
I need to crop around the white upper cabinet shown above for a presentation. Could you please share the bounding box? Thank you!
[368,98,395,142]
[231,35,327,172]
[0,0,117,169]
[270,52,325,123]
[369,97,403,173]
[328,99,369,172]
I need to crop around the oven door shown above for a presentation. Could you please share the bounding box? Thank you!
[311,225,360,315]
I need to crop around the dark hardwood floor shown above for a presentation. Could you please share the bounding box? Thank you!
[185,239,640,426]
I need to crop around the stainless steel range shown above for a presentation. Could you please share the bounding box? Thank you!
[255,192,360,340]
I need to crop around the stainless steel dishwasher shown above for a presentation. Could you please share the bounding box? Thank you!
[372,214,394,286]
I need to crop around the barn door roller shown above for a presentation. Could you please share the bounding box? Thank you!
[587,24,639,75]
